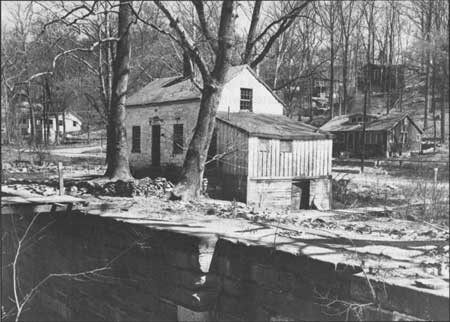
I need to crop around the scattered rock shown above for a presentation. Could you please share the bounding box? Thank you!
[419,230,437,238]
[68,186,78,194]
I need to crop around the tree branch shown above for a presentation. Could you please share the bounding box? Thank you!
[192,0,218,53]
[249,1,310,69]
[242,0,262,64]
[40,1,100,34]
[21,38,119,84]
[154,0,210,80]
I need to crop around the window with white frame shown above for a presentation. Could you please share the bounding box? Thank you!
[240,88,253,111]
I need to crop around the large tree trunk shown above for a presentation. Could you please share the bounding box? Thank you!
[173,1,236,200]
[242,0,262,64]
[104,0,132,180]
[173,85,224,199]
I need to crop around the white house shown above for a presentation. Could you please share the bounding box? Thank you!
[20,107,82,144]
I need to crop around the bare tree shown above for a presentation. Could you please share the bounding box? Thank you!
[241,1,311,69]
[22,1,135,180]
[316,0,341,118]
[338,0,361,115]
[103,0,133,180]
[361,0,376,172]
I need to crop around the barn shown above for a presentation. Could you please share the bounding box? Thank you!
[214,112,333,210]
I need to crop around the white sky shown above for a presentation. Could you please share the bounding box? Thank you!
[1,1,18,27]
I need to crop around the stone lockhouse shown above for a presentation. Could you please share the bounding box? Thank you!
[125,65,333,209]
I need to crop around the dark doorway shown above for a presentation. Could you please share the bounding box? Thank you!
[291,180,310,210]
[152,125,161,166]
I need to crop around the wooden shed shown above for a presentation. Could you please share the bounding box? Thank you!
[320,112,423,158]
[214,112,333,210]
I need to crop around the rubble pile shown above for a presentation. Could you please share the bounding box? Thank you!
[68,177,174,197]
[3,176,174,198]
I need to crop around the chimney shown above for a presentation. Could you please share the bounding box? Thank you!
[183,51,193,78]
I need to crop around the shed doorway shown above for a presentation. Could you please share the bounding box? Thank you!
[291,180,310,210]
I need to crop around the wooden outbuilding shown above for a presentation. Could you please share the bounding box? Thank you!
[214,112,333,210]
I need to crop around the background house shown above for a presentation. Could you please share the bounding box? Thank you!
[320,112,422,158]
[215,112,333,210]
[19,106,82,144]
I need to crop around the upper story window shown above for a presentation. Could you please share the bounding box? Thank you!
[280,140,293,153]
[58,120,63,126]
[240,88,253,111]
[73,121,78,127]
[259,138,270,152]
[131,126,141,153]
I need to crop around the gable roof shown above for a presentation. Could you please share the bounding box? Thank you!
[366,112,421,132]
[216,112,332,140]
[320,112,423,134]
[126,76,201,106]
[126,64,286,108]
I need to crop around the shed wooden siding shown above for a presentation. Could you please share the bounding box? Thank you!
[248,137,332,178]
[216,120,249,176]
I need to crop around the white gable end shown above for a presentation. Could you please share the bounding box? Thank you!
[217,68,284,115]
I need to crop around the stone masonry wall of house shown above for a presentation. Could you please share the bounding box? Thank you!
[2,208,448,321]
[126,100,200,172]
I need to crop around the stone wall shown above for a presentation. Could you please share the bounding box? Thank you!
[2,208,447,321]
[126,100,200,171]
